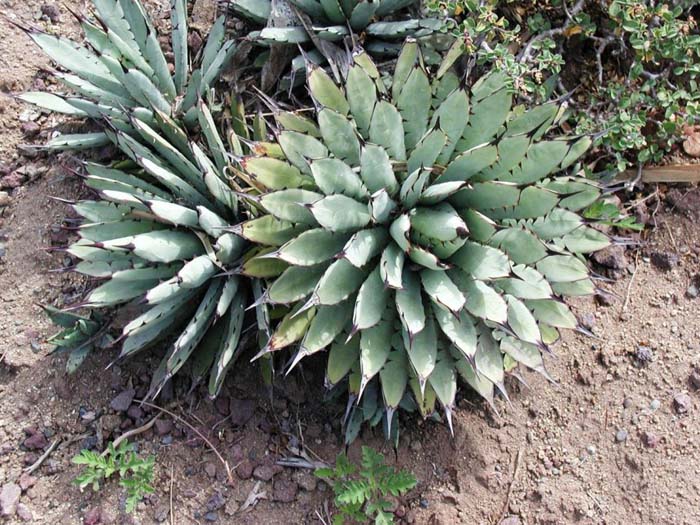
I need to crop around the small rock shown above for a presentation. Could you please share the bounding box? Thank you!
[236,459,254,480]
[154,505,168,522]
[206,492,226,512]
[0,191,10,207]
[592,245,627,270]
[16,503,32,521]
[640,431,659,448]
[110,389,135,412]
[127,405,144,421]
[650,251,679,272]
[689,370,700,390]
[687,284,699,299]
[155,419,173,436]
[595,292,615,307]
[500,517,522,525]
[419,498,429,509]
[101,414,122,433]
[224,499,239,516]
[623,397,633,409]
[410,440,422,452]
[615,429,628,443]
[204,511,218,522]
[18,473,36,492]
[253,464,275,481]
[1,172,26,189]
[230,443,244,463]
[204,462,217,479]
[1,483,21,516]
[650,399,661,411]
[580,312,596,331]
[293,470,317,492]
[673,392,691,414]
[20,121,40,138]
[634,345,654,366]
[272,480,298,503]
[23,431,48,451]
[40,3,61,23]
[229,398,255,427]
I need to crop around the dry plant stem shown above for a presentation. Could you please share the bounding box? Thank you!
[102,415,161,457]
[621,253,639,315]
[135,399,234,485]
[169,466,175,525]
[24,438,61,475]
[496,447,524,523]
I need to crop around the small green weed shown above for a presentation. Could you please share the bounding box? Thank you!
[73,440,155,513]
[316,446,417,525]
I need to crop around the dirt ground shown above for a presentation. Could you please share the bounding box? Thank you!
[1,2,700,524]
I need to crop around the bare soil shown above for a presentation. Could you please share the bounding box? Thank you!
[1,2,700,525]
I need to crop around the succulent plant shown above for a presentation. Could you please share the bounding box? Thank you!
[228,0,443,90]
[56,105,250,397]
[237,41,609,436]
[18,0,236,148]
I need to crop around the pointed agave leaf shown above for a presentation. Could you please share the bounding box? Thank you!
[551,279,595,296]
[428,351,457,414]
[392,38,418,99]
[234,215,309,246]
[170,0,188,94]
[380,353,408,409]
[403,315,437,390]
[474,326,505,390]
[525,299,577,329]
[505,295,541,345]
[102,230,204,263]
[360,316,393,389]
[327,336,360,386]
[346,62,377,137]
[353,265,390,332]
[490,228,548,265]
[536,255,589,283]
[496,265,553,300]
[369,100,406,161]
[528,207,584,239]
[268,263,329,304]
[433,304,477,361]
[369,189,397,224]
[399,169,430,209]
[380,243,404,289]
[397,66,432,150]
[342,228,389,267]
[560,227,609,253]
[395,271,425,337]
[240,247,289,278]
[19,92,88,116]
[315,259,367,305]
[308,195,371,232]
[451,348,495,407]
[410,203,468,242]
[301,301,353,354]
[265,303,316,353]
[450,241,510,280]
[360,145,399,196]
[307,64,349,115]
[85,276,160,307]
[456,276,508,324]
[240,156,311,190]
[275,110,321,137]
[276,228,349,266]
[310,158,367,200]
[450,180,519,210]
[420,270,465,313]
[259,189,321,224]
[278,131,329,174]
[318,109,361,166]
[208,291,246,396]
[459,84,511,150]
[407,128,446,175]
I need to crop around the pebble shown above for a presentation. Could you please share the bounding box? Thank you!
[110,389,135,412]
[272,480,298,503]
[229,398,255,427]
[650,399,661,411]
[23,430,48,451]
[204,511,218,522]
[155,419,173,436]
[640,431,659,448]
[623,397,633,409]
[253,464,275,481]
[0,483,21,516]
[236,459,254,480]
[586,445,597,455]
[500,517,522,525]
[615,429,628,443]
[419,498,429,509]
[673,392,691,414]
[689,370,700,390]
[204,462,217,479]
[635,345,654,365]
[0,191,10,207]
[40,3,61,23]
[206,492,226,512]
[18,473,36,492]
[650,251,679,271]
[293,470,317,492]
[687,284,699,299]
[16,503,32,521]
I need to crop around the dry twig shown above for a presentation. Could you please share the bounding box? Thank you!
[103,415,161,456]
[24,438,61,475]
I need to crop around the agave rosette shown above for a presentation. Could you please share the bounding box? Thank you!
[18,0,236,149]
[229,0,443,89]
[48,82,251,398]
[237,40,609,432]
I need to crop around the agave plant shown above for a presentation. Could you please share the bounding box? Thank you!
[229,0,443,90]
[18,0,236,149]
[237,41,609,436]
[48,96,252,397]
